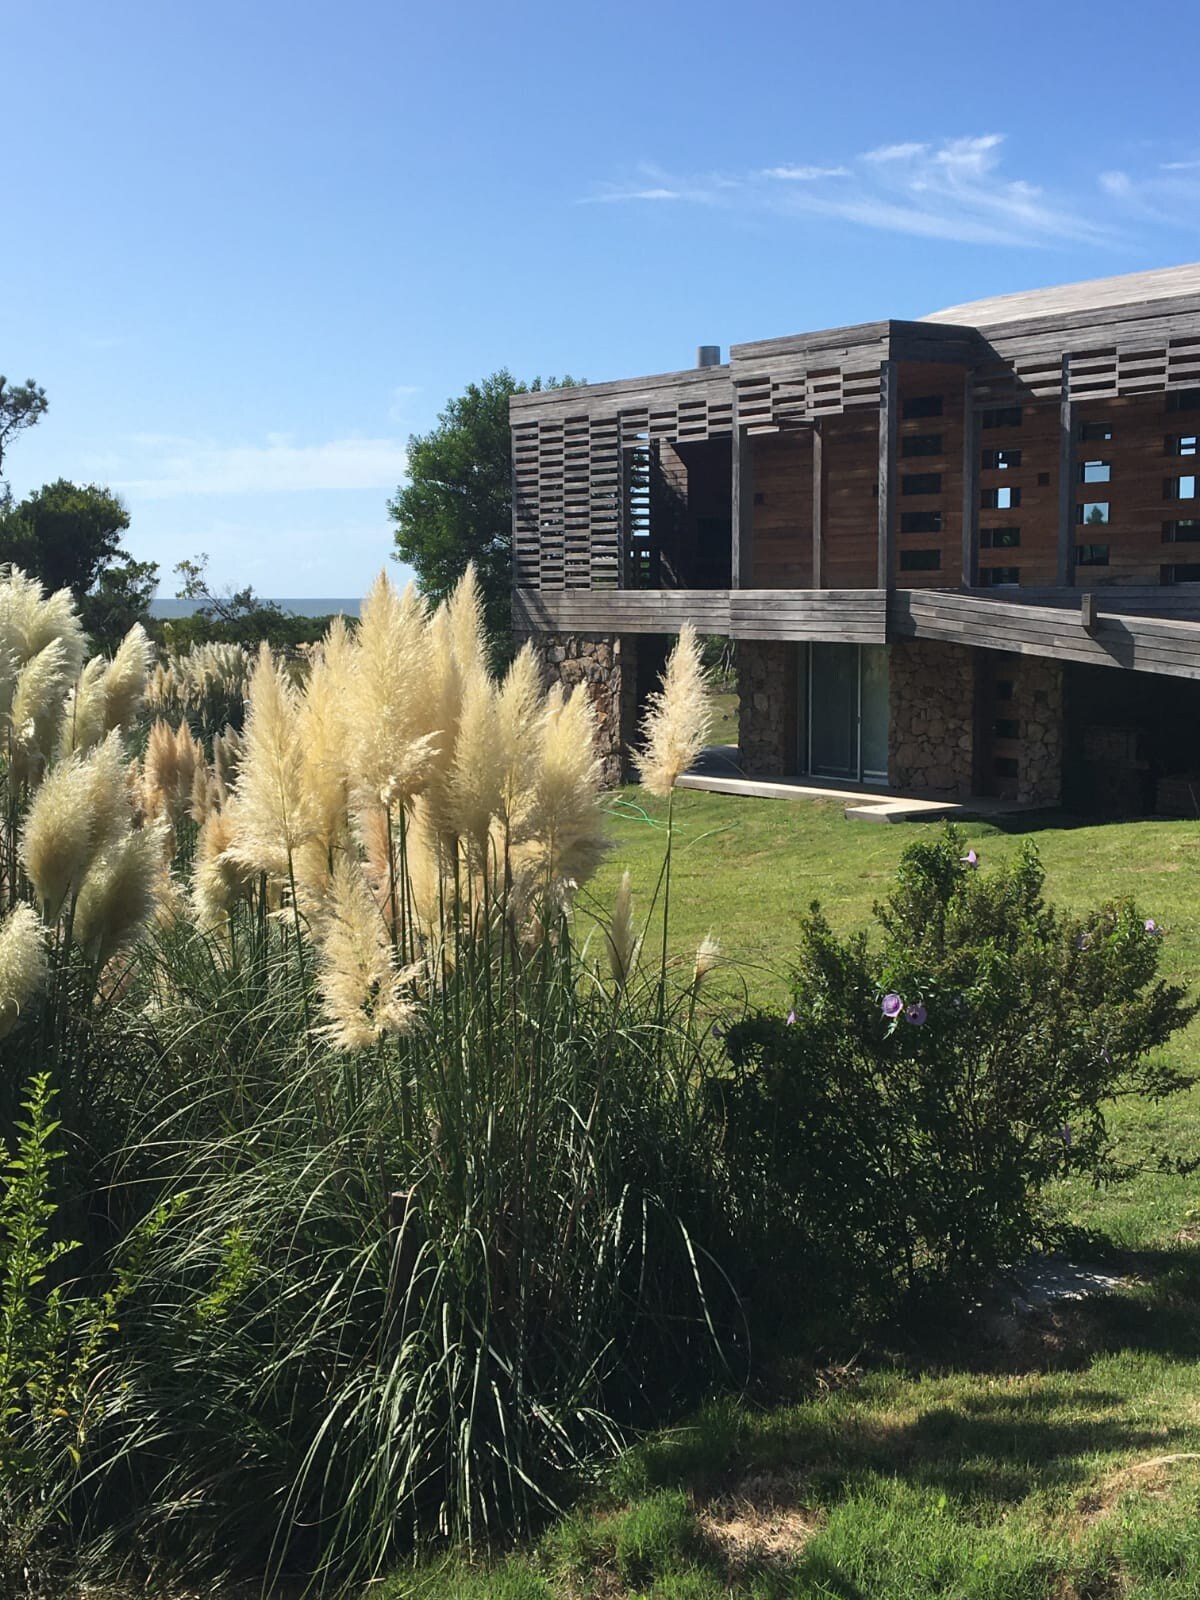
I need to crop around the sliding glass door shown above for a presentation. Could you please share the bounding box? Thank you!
[803,643,889,785]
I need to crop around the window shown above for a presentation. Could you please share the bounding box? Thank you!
[994,679,1014,701]
[1165,475,1198,500]
[981,486,1020,510]
[1077,502,1110,525]
[902,433,943,458]
[901,511,942,534]
[981,406,1022,429]
[902,394,943,420]
[1080,421,1113,442]
[978,566,1020,586]
[1076,544,1110,566]
[1162,563,1200,584]
[994,756,1019,778]
[993,718,1020,740]
[1163,519,1200,543]
[900,548,941,572]
[902,472,942,495]
[1166,388,1200,413]
[1079,460,1111,484]
[980,526,1021,549]
[1168,434,1198,457]
[982,448,1021,470]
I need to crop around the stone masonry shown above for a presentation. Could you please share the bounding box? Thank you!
[1012,655,1063,806]
[888,639,976,796]
[529,631,638,788]
[736,640,795,774]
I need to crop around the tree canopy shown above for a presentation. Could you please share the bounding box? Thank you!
[0,479,159,651]
[0,376,48,489]
[388,369,581,656]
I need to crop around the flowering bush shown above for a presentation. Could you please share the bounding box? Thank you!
[714,827,1197,1316]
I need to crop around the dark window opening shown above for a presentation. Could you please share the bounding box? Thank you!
[1080,421,1113,441]
[901,511,943,534]
[995,679,1014,700]
[978,566,1020,586]
[902,472,942,495]
[1037,471,1051,486]
[981,526,1021,549]
[902,433,943,458]
[994,756,1019,778]
[1076,544,1110,567]
[982,448,1022,470]
[1162,563,1200,583]
[899,548,942,572]
[1166,388,1200,413]
[982,406,1022,429]
[1163,519,1200,543]
[981,486,1020,510]
[993,718,1020,740]
[1077,502,1110,525]
[902,394,943,419]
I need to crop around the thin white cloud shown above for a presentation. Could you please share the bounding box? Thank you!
[111,433,409,499]
[1097,161,1200,227]
[585,134,1116,248]
[760,164,850,181]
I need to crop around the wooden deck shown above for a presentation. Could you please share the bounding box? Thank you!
[514,584,1200,679]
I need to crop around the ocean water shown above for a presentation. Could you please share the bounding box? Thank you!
[150,598,361,619]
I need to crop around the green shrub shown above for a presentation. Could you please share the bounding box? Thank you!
[715,827,1197,1315]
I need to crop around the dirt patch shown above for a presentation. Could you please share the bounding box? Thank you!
[1076,1451,1200,1525]
[697,1471,823,1564]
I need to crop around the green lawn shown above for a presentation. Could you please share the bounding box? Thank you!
[390,793,1200,1600]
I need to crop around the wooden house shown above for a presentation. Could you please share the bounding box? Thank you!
[511,264,1200,814]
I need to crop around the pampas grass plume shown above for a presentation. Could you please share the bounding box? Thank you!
[74,822,166,966]
[524,682,608,893]
[692,933,720,990]
[9,637,73,782]
[606,869,638,989]
[0,905,49,1039]
[633,622,711,799]
[101,623,153,731]
[316,859,419,1051]
[347,573,440,809]
[224,644,313,879]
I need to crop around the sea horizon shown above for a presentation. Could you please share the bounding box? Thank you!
[149,597,362,619]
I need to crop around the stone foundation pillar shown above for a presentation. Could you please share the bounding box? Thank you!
[736,641,797,775]
[888,640,975,796]
[1012,655,1063,806]
[529,631,637,788]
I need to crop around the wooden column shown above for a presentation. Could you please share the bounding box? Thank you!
[1057,355,1076,587]
[961,371,979,588]
[732,425,754,588]
[811,421,824,588]
[877,360,898,589]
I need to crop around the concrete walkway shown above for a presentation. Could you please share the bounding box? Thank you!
[677,746,1044,824]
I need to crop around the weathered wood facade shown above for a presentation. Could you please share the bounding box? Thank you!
[513,265,1200,812]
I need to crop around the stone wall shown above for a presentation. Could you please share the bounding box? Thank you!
[737,640,796,774]
[528,631,636,788]
[888,639,976,796]
[1012,654,1063,806]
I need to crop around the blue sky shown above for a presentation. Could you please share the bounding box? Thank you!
[4,0,1199,599]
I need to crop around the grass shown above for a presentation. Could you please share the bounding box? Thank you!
[384,792,1200,1600]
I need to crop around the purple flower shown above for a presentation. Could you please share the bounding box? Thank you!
[906,1003,927,1026]
[1145,918,1161,935]
[962,850,979,868]
[786,1009,797,1026]
[1060,1124,1073,1147]
[882,993,904,1019]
